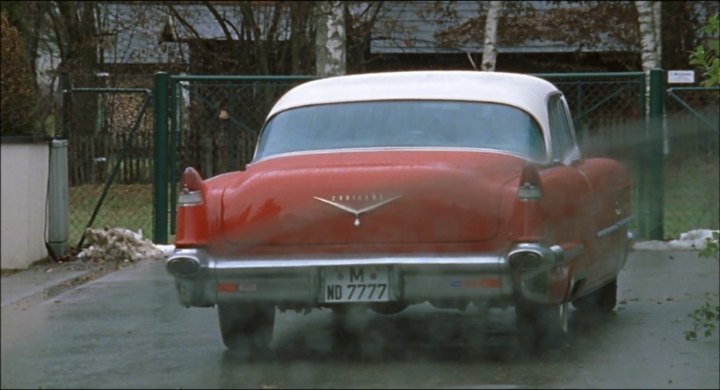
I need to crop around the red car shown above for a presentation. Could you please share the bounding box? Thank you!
[167,71,634,354]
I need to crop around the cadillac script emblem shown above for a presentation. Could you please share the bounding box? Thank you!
[313,194,401,227]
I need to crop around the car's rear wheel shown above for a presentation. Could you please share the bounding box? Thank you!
[515,301,569,350]
[217,303,275,357]
[572,279,617,314]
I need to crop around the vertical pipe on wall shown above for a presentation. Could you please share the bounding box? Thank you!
[48,139,69,257]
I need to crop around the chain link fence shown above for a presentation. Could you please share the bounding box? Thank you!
[63,73,155,249]
[60,71,716,248]
[663,87,720,238]
[170,74,647,179]
[166,73,678,239]
[171,76,314,178]
[541,74,645,162]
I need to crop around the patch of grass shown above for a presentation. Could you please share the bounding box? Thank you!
[664,155,720,239]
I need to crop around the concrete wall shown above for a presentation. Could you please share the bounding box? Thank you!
[1,140,50,269]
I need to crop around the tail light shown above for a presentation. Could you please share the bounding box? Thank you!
[176,167,209,246]
[517,163,542,201]
[510,163,544,241]
[179,167,204,206]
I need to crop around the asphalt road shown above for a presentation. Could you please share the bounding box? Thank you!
[2,249,718,389]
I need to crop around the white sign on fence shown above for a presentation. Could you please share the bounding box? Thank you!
[668,70,695,84]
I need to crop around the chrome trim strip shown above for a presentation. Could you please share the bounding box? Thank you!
[249,147,544,166]
[596,215,635,238]
[211,255,503,270]
[313,195,402,220]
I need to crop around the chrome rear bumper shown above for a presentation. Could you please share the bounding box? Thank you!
[166,241,589,308]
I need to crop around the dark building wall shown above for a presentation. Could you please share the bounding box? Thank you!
[356,51,641,75]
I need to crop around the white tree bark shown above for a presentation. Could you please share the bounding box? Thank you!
[636,1,667,154]
[481,1,502,71]
[315,1,346,77]
[652,0,662,64]
[651,1,668,155]
[635,0,658,70]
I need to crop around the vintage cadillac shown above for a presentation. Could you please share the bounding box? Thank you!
[166,71,634,353]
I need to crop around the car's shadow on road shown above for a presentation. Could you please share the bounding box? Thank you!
[220,305,621,367]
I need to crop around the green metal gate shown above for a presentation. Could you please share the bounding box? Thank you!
[63,74,155,249]
[663,86,720,238]
[152,71,675,244]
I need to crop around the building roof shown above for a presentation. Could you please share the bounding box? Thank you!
[96,1,643,65]
[267,71,560,134]
[369,1,634,54]
[98,3,189,65]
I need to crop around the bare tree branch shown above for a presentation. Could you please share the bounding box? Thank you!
[202,1,244,67]
[239,2,270,74]
[166,5,203,40]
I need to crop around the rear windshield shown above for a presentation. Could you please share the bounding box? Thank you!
[254,100,545,161]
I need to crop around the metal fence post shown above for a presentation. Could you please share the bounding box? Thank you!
[634,73,648,239]
[169,78,177,236]
[154,72,169,244]
[648,68,665,240]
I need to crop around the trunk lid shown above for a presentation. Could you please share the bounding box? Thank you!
[218,150,524,247]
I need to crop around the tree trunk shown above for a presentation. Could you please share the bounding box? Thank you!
[239,3,270,75]
[289,3,313,74]
[652,1,662,66]
[635,1,659,70]
[481,1,502,71]
[315,1,346,76]
[56,1,99,137]
[635,0,660,120]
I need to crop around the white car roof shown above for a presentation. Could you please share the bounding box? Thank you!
[267,71,562,134]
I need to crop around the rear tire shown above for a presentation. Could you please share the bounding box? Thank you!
[572,279,617,314]
[516,301,568,351]
[217,303,275,357]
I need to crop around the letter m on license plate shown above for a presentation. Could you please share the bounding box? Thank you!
[323,266,390,303]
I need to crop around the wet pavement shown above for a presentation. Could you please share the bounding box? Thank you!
[1,249,718,389]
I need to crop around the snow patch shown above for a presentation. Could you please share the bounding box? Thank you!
[78,227,168,263]
[633,229,719,251]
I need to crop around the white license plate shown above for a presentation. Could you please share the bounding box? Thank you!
[323,266,390,302]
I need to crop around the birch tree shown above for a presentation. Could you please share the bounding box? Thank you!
[315,1,346,76]
[635,0,660,120]
[653,1,662,65]
[481,1,502,71]
[635,0,667,155]
[636,0,659,69]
